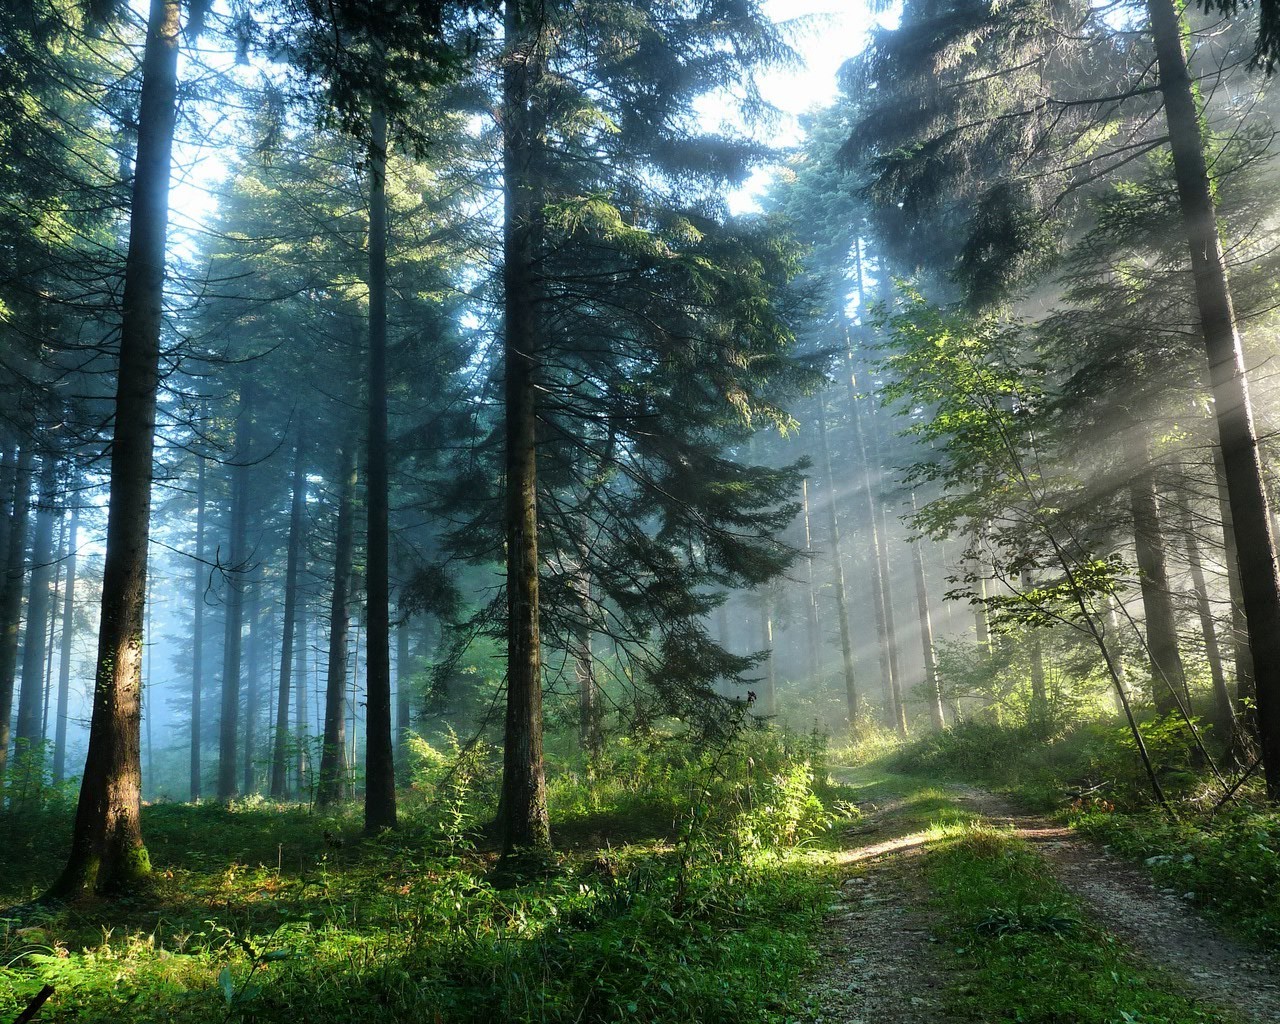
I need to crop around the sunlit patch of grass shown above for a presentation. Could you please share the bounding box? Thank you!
[924,822,1235,1023]
[0,729,845,1024]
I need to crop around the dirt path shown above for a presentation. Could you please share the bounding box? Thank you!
[804,777,1280,1024]
[955,786,1280,1024]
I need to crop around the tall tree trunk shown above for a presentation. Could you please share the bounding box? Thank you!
[271,438,306,798]
[1150,0,1280,796]
[499,0,551,858]
[364,104,397,833]
[1181,507,1235,736]
[50,0,180,896]
[41,511,67,744]
[0,447,33,779]
[16,455,59,751]
[758,601,777,718]
[317,441,357,808]
[851,389,902,733]
[910,491,945,730]
[1129,471,1186,715]
[1020,568,1050,731]
[801,478,822,685]
[242,586,260,794]
[1211,447,1255,723]
[53,506,78,784]
[296,597,309,793]
[395,614,411,778]
[217,388,253,800]
[1105,596,1130,713]
[190,451,205,799]
[816,395,859,731]
[573,561,601,755]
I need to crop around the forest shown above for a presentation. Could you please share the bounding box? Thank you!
[3,0,1280,1021]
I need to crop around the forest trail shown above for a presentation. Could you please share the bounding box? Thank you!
[804,770,1280,1024]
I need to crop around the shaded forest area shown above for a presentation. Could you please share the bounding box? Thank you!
[4,0,1280,1021]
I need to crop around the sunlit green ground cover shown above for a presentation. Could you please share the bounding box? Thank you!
[0,729,850,1024]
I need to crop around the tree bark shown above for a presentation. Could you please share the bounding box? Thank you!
[498,0,551,859]
[910,491,945,730]
[16,455,59,752]
[816,394,860,731]
[296,597,309,793]
[317,441,357,808]
[1020,568,1050,731]
[1129,471,1186,715]
[242,585,260,794]
[1211,447,1255,723]
[801,477,822,685]
[1181,508,1235,736]
[0,447,33,779]
[1149,0,1280,795]
[53,505,78,783]
[190,451,205,799]
[49,0,181,896]
[364,103,397,833]
[271,437,306,798]
[394,614,411,778]
[217,387,253,800]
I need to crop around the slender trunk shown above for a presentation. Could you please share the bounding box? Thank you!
[394,614,411,777]
[50,0,180,896]
[0,448,33,778]
[190,452,205,799]
[364,104,396,833]
[53,506,78,783]
[16,456,59,751]
[574,560,601,754]
[317,442,357,808]
[759,602,777,718]
[296,598,309,792]
[1020,568,1050,731]
[42,512,67,744]
[867,404,907,734]
[800,478,822,684]
[1129,471,1186,715]
[499,0,550,858]
[1106,596,1129,714]
[910,491,945,730]
[816,395,859,730]
[271,438,306,798]
[217,388,253,800]
[851,390,900,732]
[1182,509,1235,736]
[1211,447,1255,721]
[242,587,260,794]
[1150,0,1280,796]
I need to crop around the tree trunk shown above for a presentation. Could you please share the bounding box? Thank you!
[816,394,859,731]
[41,511,67,745]
[1211,447,1255,724]
[242,586,260,794]
[49,0,181,896]
[758,602,777,718]
[0,447,33,779]
[53,505,78,784]
[190,451,205,799]
[1129,471,1186,715]
[1020,568,1050,731]
[1149,0,1280,796]
[801,477,822,685]
[395,614,411,778]
[851,390,902,733]
[271,437,306,798]
[574,562,602,755]
[217,387,253,800]
[364,103,397,833]
[296,597,309,793]
[1105,596,1130,714]
[499,0,551,859]
[317,441,357,808]
[16,455,59,752]
[1182,510,1235,737]
[910,491,945,730]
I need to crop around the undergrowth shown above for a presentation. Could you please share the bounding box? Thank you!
[0,727,849,1024]
[925,824,1233,1023]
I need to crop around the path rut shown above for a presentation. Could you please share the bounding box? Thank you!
[804,780,1280,1024]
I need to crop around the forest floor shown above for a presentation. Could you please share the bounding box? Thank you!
[804,767,1280,1024]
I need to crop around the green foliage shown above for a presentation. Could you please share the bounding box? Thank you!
[0,730,842,1024]
[1075,808,1280,949]
[926,825,1229,1023]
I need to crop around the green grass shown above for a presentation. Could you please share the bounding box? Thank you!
[0,730,844,1024]
[924,823,1234,1023]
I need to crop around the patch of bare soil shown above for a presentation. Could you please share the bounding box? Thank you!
[801,804,960,1024]
[956,787,1280,1024]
